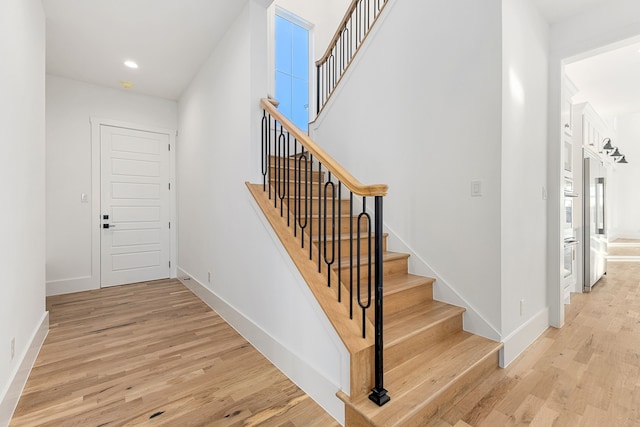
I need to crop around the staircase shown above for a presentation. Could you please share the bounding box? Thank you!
[248,100,502,425]
[248,1,502,424]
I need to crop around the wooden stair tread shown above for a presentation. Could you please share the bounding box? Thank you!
[378,274,434,297]
[344,332,503,426]
[384,301,465,347]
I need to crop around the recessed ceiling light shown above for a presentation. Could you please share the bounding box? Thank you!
[124,60,138,69]
[120,81,134,89]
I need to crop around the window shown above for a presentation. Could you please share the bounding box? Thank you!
[275,13,310,132]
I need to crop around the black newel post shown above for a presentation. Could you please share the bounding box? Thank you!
[369,195,390,406]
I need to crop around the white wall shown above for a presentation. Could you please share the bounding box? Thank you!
[500,0,549,365]
[46,75,177,295]
[0,0,47,423]
[311,0,504,338]
[177,0,347,422]
[610,113,640,238]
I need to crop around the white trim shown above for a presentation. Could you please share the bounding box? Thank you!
[47,275,96,296]
[384,224,501,342]
[176,268,344,425]
[499,307,549,367]
[0,312,49,426]
[89,117,177,292]
[607,256,640,262]
[608,242,640,247]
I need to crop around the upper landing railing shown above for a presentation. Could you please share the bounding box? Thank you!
[316,0,389,115]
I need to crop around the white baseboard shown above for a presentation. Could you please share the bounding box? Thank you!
[607,256,640,262]
[46,276,98,296]
[500,307,549,367]
[176,267,344,425]
[0,312,49,426]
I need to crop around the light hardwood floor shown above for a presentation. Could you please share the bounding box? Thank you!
[11,257,640,426]
[10,279,339,427]
[434,257,640,426]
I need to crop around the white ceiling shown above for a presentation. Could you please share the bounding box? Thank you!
[532,0,609,24]
[42,0,640,115]
[566,41,640,118]
[533,0,640,118]
[42,0,247,100]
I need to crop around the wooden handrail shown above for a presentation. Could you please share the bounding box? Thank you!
[316,0,360,66]
[261,98,388,197]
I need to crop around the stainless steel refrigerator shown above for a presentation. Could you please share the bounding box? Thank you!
[583,153,607,292]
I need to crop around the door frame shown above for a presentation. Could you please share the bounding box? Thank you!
[90,117,177,288]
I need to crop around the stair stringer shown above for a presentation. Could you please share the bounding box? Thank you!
[247,183,378,402]
[384,223,501,343]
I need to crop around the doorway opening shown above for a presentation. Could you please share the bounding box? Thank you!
[553,34,640,325]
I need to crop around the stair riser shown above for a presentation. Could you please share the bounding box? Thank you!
[335,256,408,283]
[313,234,387,257]
[278,219,372,243]
[269,181,335,199]
[400,351,500,426]
[284,198,354,215]
[309,216,360,234]
[364,282,433,323]
[384,315,462,370]
[268,167,324,182]
[268,155,312,167]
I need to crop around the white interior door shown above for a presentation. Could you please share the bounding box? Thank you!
[100,125,171,287]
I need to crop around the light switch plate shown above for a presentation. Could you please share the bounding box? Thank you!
[471,180,482,197]
[81,193,88,203]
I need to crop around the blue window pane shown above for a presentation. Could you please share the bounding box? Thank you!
[275,13,309,131]
[275,16,292,74]
[291,23,309,80]
[275,71,292,121]
[291,77,308,131]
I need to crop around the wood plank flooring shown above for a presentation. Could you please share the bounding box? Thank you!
[10,279,338,427]
[11,252,640,426]
[432,257,640,426]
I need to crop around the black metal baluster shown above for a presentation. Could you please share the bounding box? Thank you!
[309,155,314,260]
[316,64,321,115]
[323,174,336,288]
[330,53,335,90]
[366,0,370,30]
[353,4,360,49]
[297,153,308,248]
[286,133,291,226]
[267,114,272,200]
[356,206,371,338]
[349,192,354,319]
[262,111,267,190]
[318,161,323,273]
[337,183,342,303]
[293,140,298,237]
[277,126,286,214]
